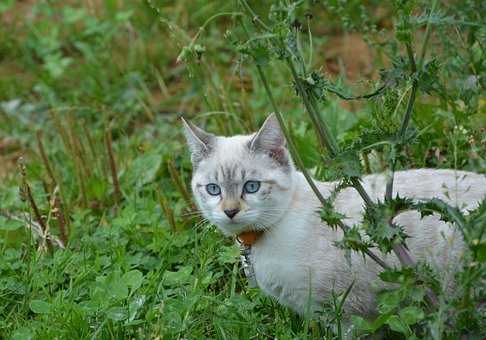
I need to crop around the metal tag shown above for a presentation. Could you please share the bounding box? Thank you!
[239,243,257,287]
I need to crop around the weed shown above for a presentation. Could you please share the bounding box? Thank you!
[0,0,484,338]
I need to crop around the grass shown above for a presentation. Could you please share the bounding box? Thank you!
[0,0,484,339]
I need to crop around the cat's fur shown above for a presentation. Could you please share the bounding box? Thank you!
[182,114,486,316]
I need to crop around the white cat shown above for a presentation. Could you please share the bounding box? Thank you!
[182,114,486,316]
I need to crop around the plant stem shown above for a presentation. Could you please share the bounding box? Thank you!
[398,44,418,138]
[386,43,418,201]
[36,131,57,187]
[239,0,270,32]
[382,4,440,307]
[167,159,194,208]
[18,158,53,252]
[327,84,386,101]
[288,56,377,208]
[418,0,439,70]
[242,0,390,270]
[105,126,122,204]
[241,0,439,299]
[256,65,389,270]
[285,57,338,156]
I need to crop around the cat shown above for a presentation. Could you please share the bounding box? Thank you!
[182,113,486,317]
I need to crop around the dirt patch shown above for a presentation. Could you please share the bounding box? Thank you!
[322,33,376,81]
[1,0,37,27]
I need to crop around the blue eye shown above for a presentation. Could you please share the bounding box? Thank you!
[243,180,261,194]
[206,183,221,196]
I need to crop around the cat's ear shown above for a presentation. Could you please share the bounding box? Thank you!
[250,113,289,165]
[181,117,215,166]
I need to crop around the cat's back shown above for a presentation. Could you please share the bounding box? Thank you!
[329,169,485,225]
[367,168,484,205]
[327,169,484,273]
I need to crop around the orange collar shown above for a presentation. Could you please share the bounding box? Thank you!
[237,230,263,246]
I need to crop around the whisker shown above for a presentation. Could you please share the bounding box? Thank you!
[180,210,204,217]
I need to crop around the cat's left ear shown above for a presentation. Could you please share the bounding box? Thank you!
[181,117,215,166]
[250,113,289,165]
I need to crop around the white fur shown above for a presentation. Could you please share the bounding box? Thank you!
[184,119,486,316]
[250,169,485,315]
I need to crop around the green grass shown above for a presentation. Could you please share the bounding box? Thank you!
[0,0,484,339]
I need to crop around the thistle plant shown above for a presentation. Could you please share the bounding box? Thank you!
[210,0,484,336]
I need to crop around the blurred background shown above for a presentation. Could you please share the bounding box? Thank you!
[0,0,484,338]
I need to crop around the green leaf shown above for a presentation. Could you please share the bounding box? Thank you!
[86,177,108,200]
[11,327,33,340]
[106,306,128,321]
[126,152,161,186]
[163,265,193,286]
[399,306,424,325]
[109,280,129,300]
[62,6,86,23]
[351,315,373,331]
[122,270,144,291]
[386,315,409,335]
[327,150,362,178]
[0,216,23,231]
[115,10,133,22]
[378,290,402,313]
[30,300,51,314]
[370,312,393,331]
[128,295,146,322]
[475,243,486,262]
[218,245,240,264]
[409,287,425,302]
[379,267,415,283]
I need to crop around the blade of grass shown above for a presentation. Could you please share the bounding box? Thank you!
[105,125,122,204]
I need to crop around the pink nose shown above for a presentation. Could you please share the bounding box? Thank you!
[224,209,239,219]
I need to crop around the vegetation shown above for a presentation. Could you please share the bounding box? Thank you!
[0,0,484,338]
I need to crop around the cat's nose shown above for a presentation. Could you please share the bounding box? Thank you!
[224,209,239,219]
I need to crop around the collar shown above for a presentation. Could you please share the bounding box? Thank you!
[237,230,262,288]
[237,230,264,246]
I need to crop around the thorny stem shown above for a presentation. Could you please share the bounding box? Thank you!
[256,65,390,270]
[382,2,440,307]
[239,0,270,32]
[243,0,389,270]
[176,11,243,62]
[385,44,417,205]
[285,57,338,156]
[327,84,386,101]
[418,0,439,70]
[290,58,376,208]
[241,0,437,305]
[398,43,418,138]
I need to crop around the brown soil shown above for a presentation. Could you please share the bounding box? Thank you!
[322,33,376,81]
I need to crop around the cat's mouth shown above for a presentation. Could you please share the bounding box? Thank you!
[214,219,263,237]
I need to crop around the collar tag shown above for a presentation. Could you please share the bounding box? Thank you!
[236,230,263,287]
[239,243,257,287]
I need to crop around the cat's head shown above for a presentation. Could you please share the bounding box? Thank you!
[182,114,295,236]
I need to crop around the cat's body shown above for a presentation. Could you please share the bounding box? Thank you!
[182,114,486,316]
[250,169,483,315]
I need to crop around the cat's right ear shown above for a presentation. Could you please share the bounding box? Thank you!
[181,117,215,166]
[250,113,289,166]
